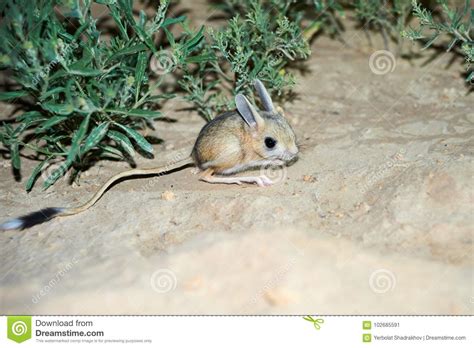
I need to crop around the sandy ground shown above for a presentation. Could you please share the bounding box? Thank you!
[0,3,473,314]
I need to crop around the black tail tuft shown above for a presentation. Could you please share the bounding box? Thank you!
[0,207,64,230]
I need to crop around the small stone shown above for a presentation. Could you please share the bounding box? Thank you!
[274,207,284,214]
[183,276,203,291]
[356,202,371,214]
[263,289,294,306]
[303,175,316,183]
[161,191,175,201]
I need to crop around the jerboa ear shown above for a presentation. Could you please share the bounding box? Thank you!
[235,94,265,130]
[254,79,274,112]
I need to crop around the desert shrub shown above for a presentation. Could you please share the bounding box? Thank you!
[0,0,206,190]
[402,0,473,83]
[0,0,471,191]
[179,0,348,120]
[0,0,317,189]
[213,0,345,37]
[354,0,412,52]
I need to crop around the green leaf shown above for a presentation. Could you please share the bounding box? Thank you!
[446,38,458,52]
[135,51,148,102]
[186,53,215,64]
[73,19,91,40]
[43,159,72,190]
[48,69,69,82]
[82,122,109,154]
[10,142,20,170]
[162,16,186,28]
[163,27,175,45]
[64,79,75,105]
[109,4,129,40]
[105,107,162,118]
[422,33,440,50]
[115,123,153,154]
[466,71,474,82]
[99,144,125,159]
[95,0,116,4]
[16,111,43,123]
[129,109,162,118]
[0,90,29,101]
[85,83,101,108]
[118,0,156,52]
[68,67,103,76]
[3,124,14,136]
[11,122,29,138]
[107,43,148,62]
[36,116,68,133]
[183,26,205,51]
[67,114,91,162]
[251,58,265,76]
[68,55,94,71]
[42,103,74,115]
[40,87,65,101]
[25,158,50,191]
[108,130,135,156]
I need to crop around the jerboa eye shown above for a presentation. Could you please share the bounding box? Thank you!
[264,137,277,149]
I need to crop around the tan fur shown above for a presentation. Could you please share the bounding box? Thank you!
[192,110,297,175]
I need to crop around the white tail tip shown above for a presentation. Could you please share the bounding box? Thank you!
[0,219,24,231]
